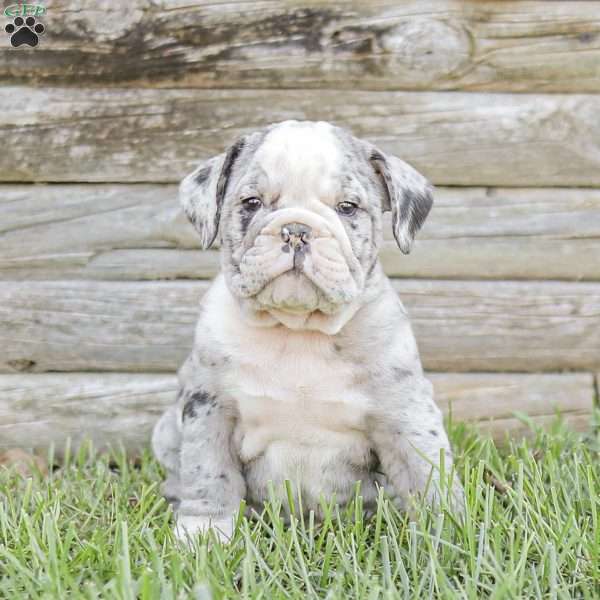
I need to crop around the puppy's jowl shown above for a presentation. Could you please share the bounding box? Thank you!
[152,121,464,541]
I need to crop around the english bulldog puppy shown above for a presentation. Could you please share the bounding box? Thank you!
[152,120,463,541]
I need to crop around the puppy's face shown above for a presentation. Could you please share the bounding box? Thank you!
[181,121,432,321]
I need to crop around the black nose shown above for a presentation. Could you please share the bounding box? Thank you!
[281,223,312,246]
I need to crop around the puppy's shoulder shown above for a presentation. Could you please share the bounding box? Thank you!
[194,275,242,342]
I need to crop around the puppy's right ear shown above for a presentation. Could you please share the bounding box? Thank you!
[180,137,246,249]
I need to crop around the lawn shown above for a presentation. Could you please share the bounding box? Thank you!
[1,416,599,599]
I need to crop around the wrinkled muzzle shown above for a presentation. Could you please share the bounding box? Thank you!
[227,208,365,314]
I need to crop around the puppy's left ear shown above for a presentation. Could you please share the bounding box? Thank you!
[369,149,433,254]
[180,137,246,249]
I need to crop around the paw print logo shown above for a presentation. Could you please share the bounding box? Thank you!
[5,16,45,47]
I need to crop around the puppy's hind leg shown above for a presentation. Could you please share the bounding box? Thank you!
[152,404,182,507]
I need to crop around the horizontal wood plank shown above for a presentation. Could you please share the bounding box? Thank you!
[1,280,599,374]
[3,88,600,186]
[3,2,600,92]
[2,185,599,281]
[0,372,593,452]
[431,372,594,440]
[0,374,176,452]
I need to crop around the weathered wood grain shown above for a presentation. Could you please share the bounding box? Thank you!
[1,280,599,374]
[3,1,600,92]
[2,185,599,281]
[0,281,204,374]
[0,372,593,452]
[3,87,600,186]
[0,373,176,452]
[431,372,594,440]
[400,280,600,373]
[470,413,593,442]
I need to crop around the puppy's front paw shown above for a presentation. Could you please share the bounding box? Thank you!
[175,514,235,544]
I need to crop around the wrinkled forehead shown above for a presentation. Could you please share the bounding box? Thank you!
[250,122,344,199]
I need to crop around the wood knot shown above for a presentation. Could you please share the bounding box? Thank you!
[7,358,37,372]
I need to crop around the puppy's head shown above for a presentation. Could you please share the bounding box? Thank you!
[181,121,432,323]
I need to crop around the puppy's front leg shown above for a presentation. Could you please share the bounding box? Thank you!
[369,375,464,514]
[176,388,245,542]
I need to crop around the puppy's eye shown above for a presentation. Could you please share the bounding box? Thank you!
[241,197,262,211]
[336,201,359,217]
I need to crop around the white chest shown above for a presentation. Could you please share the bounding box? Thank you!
[222,328,371,463]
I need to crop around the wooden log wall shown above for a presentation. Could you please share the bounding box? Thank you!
[1,1,598,451]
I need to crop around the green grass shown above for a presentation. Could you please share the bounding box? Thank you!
[1,416,599,599]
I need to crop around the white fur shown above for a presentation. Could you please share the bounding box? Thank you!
[208,276,371,479]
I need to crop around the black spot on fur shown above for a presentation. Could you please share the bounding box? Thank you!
[240,207,256,236]
[369,150,386,169]
[368,449,381,473]
[164,495,180,510]
[366,260,378,278]
[182,401,197,421]
[202,137,247,248]
[182,390,215,421]
[217,138,245,201]
[403,188,434,240]
[193,165,211,186]
[429,429,439,437]
[394,367,412,380]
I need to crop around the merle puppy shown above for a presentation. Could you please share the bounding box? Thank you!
[153,120,463,540]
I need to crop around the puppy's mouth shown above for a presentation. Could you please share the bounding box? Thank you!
[245,235,324,314]
[228,210,364,314]
[256,271,320,314]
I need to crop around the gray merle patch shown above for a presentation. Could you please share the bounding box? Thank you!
[182,390,216,420]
